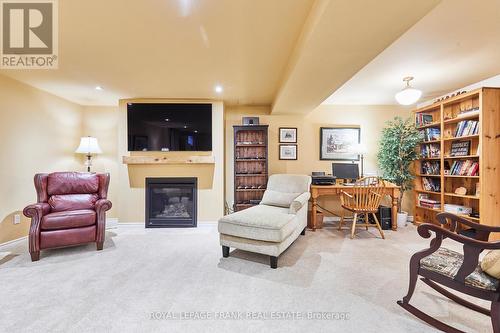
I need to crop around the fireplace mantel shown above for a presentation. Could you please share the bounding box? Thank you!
[122,155,214,165]
[123,154,215,189]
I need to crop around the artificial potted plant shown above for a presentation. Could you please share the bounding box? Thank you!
[377,116,421,227]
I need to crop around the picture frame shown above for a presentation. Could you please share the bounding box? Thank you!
[279,127,297,143]
[450,140,471,157]
[279,144,297,160]
[320,127,360,161]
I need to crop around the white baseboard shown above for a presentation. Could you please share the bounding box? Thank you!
[117,222,143,227]
[116,221,217,228]
[0,236,27,248]
[106,218,119,229]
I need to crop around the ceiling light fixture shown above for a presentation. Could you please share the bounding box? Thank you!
[395,77,422,105]
[214,85,223,94]
[95,86,103,91]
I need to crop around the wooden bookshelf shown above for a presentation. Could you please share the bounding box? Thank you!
[413,88,500,230]
[233,125,269,212]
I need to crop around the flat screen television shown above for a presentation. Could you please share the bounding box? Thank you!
[127,103,212,151]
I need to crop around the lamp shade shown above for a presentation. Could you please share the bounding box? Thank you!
[395,76,422,105]
[350,143,367,155]
[395,87,422,105]
[75,136,102,154]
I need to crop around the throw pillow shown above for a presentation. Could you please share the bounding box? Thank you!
[481,250,500,279]
[260,189,300,208]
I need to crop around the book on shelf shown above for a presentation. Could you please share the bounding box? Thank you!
[421,161,440,175]
[449,160,479,176]
[416,113,434,127]
[420,143,440,158]
[421,177,440,192]
[457,106,479,117]
[419,201,441,209]
[420,127,440,141]
[444,204,472,215]
[454,120,479,137]
[417,194,441,209]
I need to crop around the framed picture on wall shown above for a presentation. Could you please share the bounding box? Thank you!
[320,127,360,160]
[279,145,297,160]
[279,127,297,143]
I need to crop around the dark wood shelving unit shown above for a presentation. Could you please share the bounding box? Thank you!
[233,125,269,212]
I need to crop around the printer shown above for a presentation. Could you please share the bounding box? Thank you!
[311,172,336,185]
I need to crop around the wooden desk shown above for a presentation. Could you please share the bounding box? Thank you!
[310,182,401,231]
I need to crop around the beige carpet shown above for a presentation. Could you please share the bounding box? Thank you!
[0,222,492,332]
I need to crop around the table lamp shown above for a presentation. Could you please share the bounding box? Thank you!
[75,136,102,172]
[350,143,367,178]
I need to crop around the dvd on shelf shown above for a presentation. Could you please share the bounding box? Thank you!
[421,161,440,175]
[415,113,435,127]
[421,143,440,158]
[454,120,479,137]
[421,127,440,141]
[448,160,479,176]
[421,177,440,192]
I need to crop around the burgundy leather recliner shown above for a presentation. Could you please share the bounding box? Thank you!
[23,172,112,261]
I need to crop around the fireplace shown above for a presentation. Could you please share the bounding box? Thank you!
[145,178,197,228]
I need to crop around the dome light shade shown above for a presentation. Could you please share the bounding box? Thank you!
[395,77,422,105]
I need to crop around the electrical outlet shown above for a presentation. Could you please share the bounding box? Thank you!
[13,214,21,225]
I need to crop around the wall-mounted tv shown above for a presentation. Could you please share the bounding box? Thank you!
[127,103,212,151]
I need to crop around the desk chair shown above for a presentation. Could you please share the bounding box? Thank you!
[338,176,385,239]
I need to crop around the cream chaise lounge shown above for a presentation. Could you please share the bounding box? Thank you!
[218,174,311,268]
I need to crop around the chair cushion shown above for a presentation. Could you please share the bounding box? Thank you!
[41,209,96,230]
[218,205,297,242]
[481,250,500,279]
[47,172,99,195]
[49,194,99,212]
[420,247,499,291]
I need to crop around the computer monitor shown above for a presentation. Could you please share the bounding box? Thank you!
[332,163,359,181]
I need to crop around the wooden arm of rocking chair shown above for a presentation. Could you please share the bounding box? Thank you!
[418,223,500,250]
[437,212,500,241]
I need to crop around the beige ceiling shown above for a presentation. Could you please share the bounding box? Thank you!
[1,0,440,110]
[323,0,500,105]
[1,0,314,106]
[271,0,440,113]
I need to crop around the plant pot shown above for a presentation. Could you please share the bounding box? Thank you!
[397,212,408,227]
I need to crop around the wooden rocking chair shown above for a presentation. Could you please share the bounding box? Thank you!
[398,212,500,333]
[338,176,386,239]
